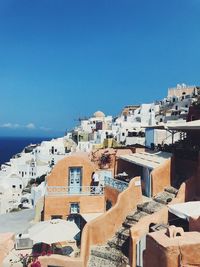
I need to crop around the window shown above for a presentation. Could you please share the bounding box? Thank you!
[19,185,22,189]
[12,185,16,188]
[51,215,63,219]
[70,203,79,214]
[122,132,125,136]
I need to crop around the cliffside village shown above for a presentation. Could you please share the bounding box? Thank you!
[0,83,200,267]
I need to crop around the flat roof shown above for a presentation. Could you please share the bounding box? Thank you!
[119,151,172,169]
[168,201,200,221]
[143,120,200,131]
[165,120,200,131]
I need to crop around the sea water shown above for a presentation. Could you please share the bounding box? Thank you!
[0,136,51,165]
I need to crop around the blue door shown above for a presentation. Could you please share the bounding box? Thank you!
[69,167,82,194]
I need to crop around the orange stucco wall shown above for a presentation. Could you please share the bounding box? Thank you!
[44,153,104,220]
[129,184,186,267]
[143,230,200,267]
[81,176,142,267]
[151,158,172,196]
[44,195,105,220]
[47,153,96,187]
[130,207,169,267]
[104,186,120,206]
[0,233,14,265]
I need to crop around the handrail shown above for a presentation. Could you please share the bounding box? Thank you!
[104,176,128,192]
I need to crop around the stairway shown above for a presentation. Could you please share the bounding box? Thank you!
[87,186,178,267]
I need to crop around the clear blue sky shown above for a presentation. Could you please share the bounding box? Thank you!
[0,0,200,137]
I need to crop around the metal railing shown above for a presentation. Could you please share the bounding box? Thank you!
[46,185,104,196]
[104,176,128,192]
[46,177,129,196]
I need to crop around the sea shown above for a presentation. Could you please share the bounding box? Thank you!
[0,136,52,166]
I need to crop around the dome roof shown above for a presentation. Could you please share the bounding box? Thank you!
[93,111,105,118]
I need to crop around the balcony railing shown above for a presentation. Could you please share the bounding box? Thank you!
[46,185,104,196]
[46,177,129,196]
[104,176,128,192]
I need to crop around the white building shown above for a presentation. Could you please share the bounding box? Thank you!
[0,177,23,214]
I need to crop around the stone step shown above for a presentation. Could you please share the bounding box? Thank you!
[107,236,128,250]
[126,210,148,222]
[116,227,130,241]
[137,200,165,214]
[122,219,137,228]
[88,254,127,267]
[90,245,128,264]
[153,191,175,205]
[164,186,178,195]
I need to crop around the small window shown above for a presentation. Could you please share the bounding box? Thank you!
[122,133,125,136]
[12,185,16,188]
[51,215,63,219]
[70,203,79,214]
[19,185,22,189]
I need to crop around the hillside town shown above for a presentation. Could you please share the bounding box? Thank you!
[0,83,200,267]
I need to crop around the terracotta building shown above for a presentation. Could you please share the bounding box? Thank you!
[44,152,105,221]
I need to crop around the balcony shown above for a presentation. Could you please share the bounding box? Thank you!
[46,177,129,197]
[46,185,104,196]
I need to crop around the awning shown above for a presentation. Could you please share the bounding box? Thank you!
[81,213,103,222]
[119,151,172,169]
[165,120,200,131]
[168,201,200,221]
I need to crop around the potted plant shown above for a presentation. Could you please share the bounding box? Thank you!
[99,153,112,169]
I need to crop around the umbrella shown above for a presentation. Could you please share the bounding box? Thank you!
[168,201,200,221]
[28,219,80,244]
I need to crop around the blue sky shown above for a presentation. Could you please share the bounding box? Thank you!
[0,0,200,137]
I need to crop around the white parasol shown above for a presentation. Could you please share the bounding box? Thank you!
[28,219,80,244]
